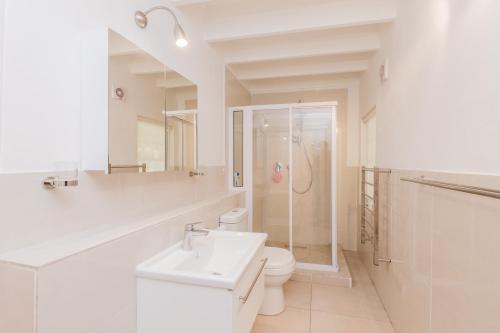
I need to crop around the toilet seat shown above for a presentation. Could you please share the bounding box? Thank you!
[263,247,296,276]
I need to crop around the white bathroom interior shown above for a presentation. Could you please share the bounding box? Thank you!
[0,1,499,333]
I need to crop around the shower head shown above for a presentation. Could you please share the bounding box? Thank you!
[293,118,304,145]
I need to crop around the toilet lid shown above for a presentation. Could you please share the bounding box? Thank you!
[264,247,295,269]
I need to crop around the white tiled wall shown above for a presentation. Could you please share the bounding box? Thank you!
[359,170,500,333]
[0,190,244,333]
[0,167,226,254]
[0,263,36,333]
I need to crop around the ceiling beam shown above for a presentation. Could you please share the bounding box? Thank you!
[109,45,141,57]
[220,30,380,64]
[129,63,174,75]
[129,63,163,75]
[170,0,212,6]
[156,77,196,89]
[204,0,396,43]
[246,77,360,95]
[233,60,369,81]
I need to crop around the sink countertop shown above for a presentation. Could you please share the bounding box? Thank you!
[136,230,267,289]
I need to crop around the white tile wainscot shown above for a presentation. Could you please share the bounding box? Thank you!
[0,192,245,333]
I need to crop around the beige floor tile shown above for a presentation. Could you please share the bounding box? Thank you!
[291,270,313,283]
[311,283,389,322]
[253,252,394,333]
[311,311,394,333]
[311,272,351,288]
[346,260,371,282]
[293,247,310,262]
[251,307,310,333]
[284,281,312,309]
[306,245,332,265]
[312,283,366,317]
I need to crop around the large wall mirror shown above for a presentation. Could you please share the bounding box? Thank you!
[108,30,197,173]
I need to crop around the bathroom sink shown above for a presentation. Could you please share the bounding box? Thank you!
[137,230,268,333]
[136,230,267,289]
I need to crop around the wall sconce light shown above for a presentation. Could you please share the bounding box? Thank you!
[134,6,188,48]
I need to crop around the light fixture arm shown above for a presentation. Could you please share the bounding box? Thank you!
[135,6,180,29]
[135,5,188,47]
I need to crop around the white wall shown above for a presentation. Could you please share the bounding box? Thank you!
[360,0,500,174]
[358,2,500,332]
[0,0,225,173]
[0,0,5,153]
[0,0,227,254]
[225,68,251,108]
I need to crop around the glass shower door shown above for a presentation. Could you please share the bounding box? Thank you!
[291,107,333,266]
[252,109,290,249]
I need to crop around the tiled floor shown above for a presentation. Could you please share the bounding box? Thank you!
[251,251,394,333]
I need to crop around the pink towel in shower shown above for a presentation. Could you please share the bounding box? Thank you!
[272,171,283,183]
[272,162,283,183]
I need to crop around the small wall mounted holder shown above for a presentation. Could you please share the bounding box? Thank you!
[42,162,79,189]
[43,177,79,189]
[189,170,205,177]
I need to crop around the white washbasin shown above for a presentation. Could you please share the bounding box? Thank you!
[136,230,267,289]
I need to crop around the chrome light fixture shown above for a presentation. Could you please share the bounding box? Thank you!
[135,6,188,48]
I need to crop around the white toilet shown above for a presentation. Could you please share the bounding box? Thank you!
[219,208,296,316]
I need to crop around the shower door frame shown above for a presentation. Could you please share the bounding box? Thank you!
[228,102,339,272]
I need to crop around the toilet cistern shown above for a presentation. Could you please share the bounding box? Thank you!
[182,222,210,251]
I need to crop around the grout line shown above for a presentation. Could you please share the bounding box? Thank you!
[311,309,395,328]
[429,189,434,333]
[312,308,393,324]
[33,268,38,333]
[309,282,313,333]
[292,272,396,331]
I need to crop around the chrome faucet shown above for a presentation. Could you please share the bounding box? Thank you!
[182,222,210,251]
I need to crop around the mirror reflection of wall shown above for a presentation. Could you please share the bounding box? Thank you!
[165,112,197,170]
[108,30,198,174]
[163,73,198,171]
[137,117,165,172]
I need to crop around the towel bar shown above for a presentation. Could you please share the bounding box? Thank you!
[401,177,500,200]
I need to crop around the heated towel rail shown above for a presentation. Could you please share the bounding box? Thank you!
[361,167,392,266]
[361,171,499,267]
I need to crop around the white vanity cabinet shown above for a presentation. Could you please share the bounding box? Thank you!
[136,231,267,333]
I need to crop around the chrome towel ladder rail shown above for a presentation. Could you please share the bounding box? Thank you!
[361,167,392,266]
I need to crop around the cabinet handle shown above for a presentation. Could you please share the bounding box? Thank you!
[239,258,268,304]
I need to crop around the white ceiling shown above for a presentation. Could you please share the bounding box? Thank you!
[176,0,397,94]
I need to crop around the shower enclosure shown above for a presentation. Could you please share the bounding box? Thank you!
[229,102,338,271]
